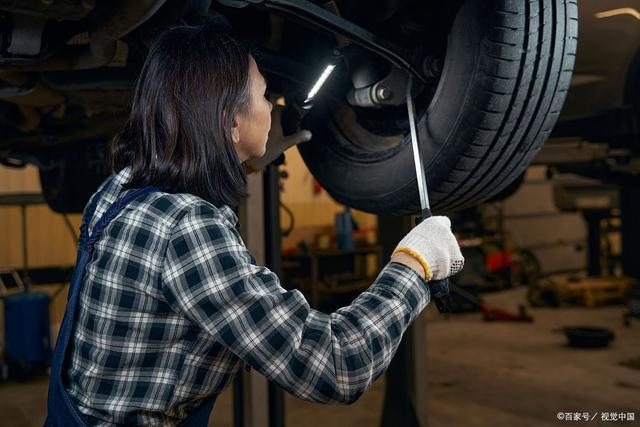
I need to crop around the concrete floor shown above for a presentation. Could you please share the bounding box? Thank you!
[2,287,638,427]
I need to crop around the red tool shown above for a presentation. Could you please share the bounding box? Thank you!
[481,303,533,322]
[452,284,533,322]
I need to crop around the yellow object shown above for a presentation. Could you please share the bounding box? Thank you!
[392,247,432,281]
[316,233,331,250]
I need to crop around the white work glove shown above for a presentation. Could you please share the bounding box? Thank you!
[245,106,312,172]
[392,216,464,281]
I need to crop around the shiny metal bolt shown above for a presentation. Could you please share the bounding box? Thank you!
[376,86,392,101]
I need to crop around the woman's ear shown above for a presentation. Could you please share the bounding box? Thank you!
[231,114,241,146]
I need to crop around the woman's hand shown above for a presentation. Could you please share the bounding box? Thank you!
[245,106,312,172]
[392,216,464,282]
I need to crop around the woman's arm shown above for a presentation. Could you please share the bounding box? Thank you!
[160,205,430,404]
[390,251,427,279]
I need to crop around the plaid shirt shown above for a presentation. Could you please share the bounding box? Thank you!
[66,166,431,426]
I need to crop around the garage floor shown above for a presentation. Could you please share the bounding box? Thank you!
[2,287,638,427]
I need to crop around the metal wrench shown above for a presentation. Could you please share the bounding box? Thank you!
[405,74,452,314]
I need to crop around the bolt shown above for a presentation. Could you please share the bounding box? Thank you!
[376,86,392,101]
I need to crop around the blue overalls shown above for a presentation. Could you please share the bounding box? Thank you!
[45,185,217,426]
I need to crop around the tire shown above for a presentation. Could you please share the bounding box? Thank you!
[298,0,578,214]
[39,141,111,213]
[487,171,525,202]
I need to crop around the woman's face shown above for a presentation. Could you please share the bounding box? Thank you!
[233,56,273,162]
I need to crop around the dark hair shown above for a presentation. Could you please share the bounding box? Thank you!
[112,25,251,207]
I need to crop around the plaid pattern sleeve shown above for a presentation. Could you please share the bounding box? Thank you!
[162,203,431,404]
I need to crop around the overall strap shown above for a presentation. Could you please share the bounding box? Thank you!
[86,186,160,254]
[77,175,116,252]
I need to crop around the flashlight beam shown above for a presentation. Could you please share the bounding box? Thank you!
[305,64,336,103]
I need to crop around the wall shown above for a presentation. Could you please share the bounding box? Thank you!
[279,147,378,251]
[0,165,80,344]
[0,165,80,269]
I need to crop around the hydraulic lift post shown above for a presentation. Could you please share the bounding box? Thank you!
[236,171,271,427]
[264,163,286,427]
[235,164,286,427]
[378,214,429,427]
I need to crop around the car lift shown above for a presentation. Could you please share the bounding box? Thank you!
[233,164,284,427]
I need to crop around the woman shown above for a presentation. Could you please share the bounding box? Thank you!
[45,24,464,426]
